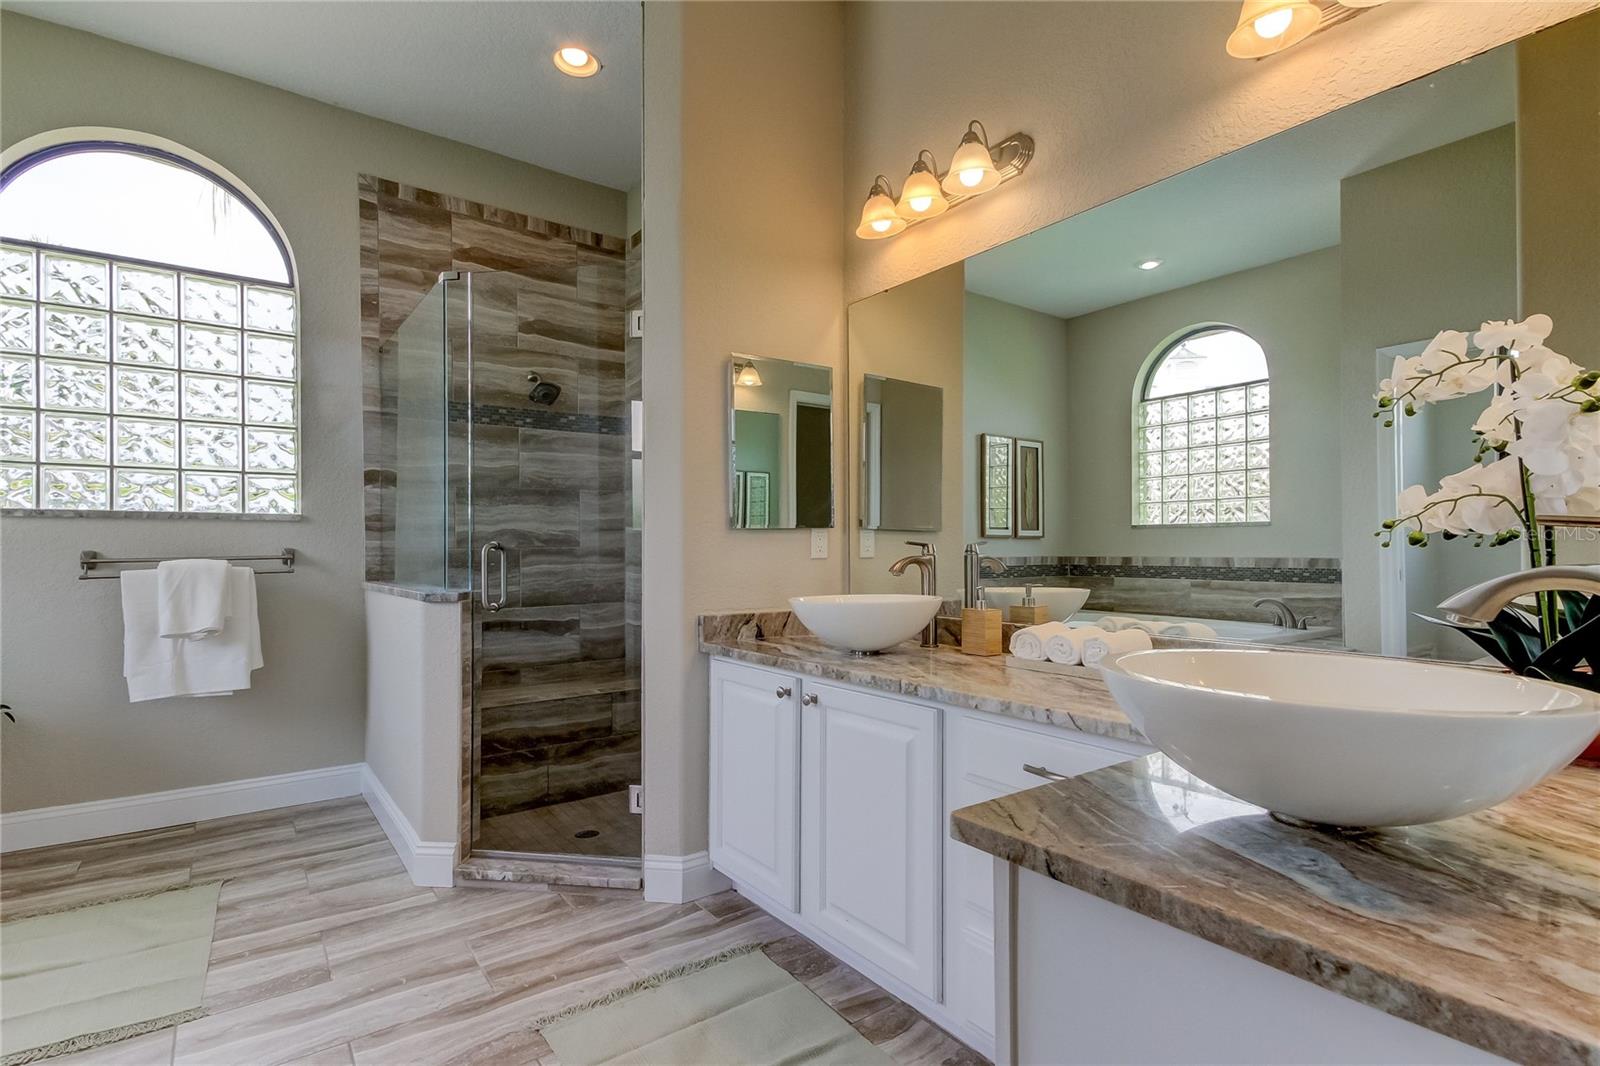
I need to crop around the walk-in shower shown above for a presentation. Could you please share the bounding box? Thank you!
[384,252,641,866]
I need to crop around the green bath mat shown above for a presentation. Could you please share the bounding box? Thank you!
[541,948,895,1066]
[1,881,221,1065]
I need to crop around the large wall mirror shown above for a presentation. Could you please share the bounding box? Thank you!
[728,354,834,529]
[845,15,1599,658]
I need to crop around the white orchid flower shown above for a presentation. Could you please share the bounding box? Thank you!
[1474,313,1553,354]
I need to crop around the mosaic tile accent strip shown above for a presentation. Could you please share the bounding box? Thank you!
[985,555,1341,585]
[446,400,628,437]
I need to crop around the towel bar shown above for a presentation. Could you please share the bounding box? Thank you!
[79,548,297,579]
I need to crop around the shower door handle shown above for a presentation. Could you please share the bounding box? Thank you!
[481,540,507,613]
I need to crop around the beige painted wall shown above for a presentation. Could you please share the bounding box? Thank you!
[842,0,1596,303]
[640,2,846,866]
[0,13,625,812]
[847,263,965,597]
[962,294,1073,557]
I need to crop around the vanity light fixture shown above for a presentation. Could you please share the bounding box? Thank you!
[856,175,908,239]
[1226,0,1322,58]
[553,46,601,78]
[895,152,949,220]
[733,361,763,388]
[1138,259,1164,271]
[943,121,1003,195]
[855,120,1034,240]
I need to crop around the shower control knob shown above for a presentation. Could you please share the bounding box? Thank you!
[775,686,792,699]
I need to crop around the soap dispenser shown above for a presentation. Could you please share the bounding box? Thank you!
[961,588,1004,657]
[1007,584,1052,626]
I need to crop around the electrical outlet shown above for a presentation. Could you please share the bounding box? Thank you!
[628,784,643,815]
[810,528,828,559]
[860,529,876,558]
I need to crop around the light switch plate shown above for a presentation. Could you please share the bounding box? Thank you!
[628,309,644,339]
[810,529,829,559]
[628,784,643,815]
[860,529,876,558]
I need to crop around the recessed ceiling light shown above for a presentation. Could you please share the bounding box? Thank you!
[1138,259,1163,271]
[553,46,601,78]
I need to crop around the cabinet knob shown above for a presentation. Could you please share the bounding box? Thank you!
[776,686,793,699]
[801,693,819,706]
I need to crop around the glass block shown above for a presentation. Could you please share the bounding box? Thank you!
[1163,501,1189,524]
[1,354,36,406]
[1218,416,1247,444]
[245,427,295,472]
[182,276,240,326]
[1139,400,1162,428]
[1218,387,1247,415]
[1161,397,1188,424]
[1138,478,1162,504]
[1248,382,1271,411]
[115,316,178,366]
[183,423,241,469]
[1189,447,1217,474]
[1218,443,1246,471]
[1,299,37,353]
[0,245,35,298]
[1219,499,1247,523]
[1220,471,1247,498]
[245,287,295,333]
[1191,499,1217,524]
[181,325,241,374]
[1163,476,1188,502]
[0,410,34,460]
[183,374,241,422]
[1189,473,1216,500]
[183,471,241,513]
[1,463,35,507]
[42,307,108,360]
[1247,412,1270,440]
[1137,502,1162,525]
[1248,498,1271,523]
[41,465,108,510]
[1247,440,1270,469]
[1248,469,1271,497]
[1162,423,1189,451]
[115,368,179,417]
[1190,419,1217,446]
[1190,391,1217,419]
[42,413,109,463]
[245,334,295,379]
[115,417,178,467]
[1137,452,1161,479]
[42,253,109,308]
[115,265,177,318]
[245,381,294,425]
[41,360,109,411]
[116,470,179,512]
[246,475,297,515]
[1162,450,1188,477]
[1140,426,1162,451]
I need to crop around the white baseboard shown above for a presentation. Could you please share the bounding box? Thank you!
[0,763,365,853]
[360,767,458,888]
[642,850,731,903]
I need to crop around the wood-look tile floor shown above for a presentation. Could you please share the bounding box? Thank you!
[476,790,638,859]
[0,797,985,1066]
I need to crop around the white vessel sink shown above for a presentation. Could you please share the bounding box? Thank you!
[789,594,943,654]
[980,586,1090,621]
[1100,648,1600,828]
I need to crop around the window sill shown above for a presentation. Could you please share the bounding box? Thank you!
[1,508,303,521]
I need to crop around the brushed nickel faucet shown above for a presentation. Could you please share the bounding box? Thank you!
[889,541,940,647]
[1437,565,1600,625]
[1252,597,1306,629]
[963,543,1009,609]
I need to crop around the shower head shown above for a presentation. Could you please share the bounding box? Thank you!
[526,373,562,406]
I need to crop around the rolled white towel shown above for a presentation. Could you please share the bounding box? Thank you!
[1047,625,1107,666]
[1162,621,1218,639]
[1096,615,1142,633]
[1121,619,1165,636]
[1010,621,1072,661]
[1081,628,1153,667]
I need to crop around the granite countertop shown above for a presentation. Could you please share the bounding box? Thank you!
[952,753,1600,1065]
[699,610,1146,747]
[364,581,470,603]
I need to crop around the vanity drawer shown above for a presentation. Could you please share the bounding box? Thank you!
[953,710,1137,795]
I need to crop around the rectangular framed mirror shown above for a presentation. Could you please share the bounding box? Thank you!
[728,354,833,529]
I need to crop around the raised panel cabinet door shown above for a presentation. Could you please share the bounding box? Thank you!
[708,658,801,911]
[801,680,940,998]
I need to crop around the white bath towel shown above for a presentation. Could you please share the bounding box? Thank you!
[157,558,232,639]
[1046,626,1108,666]
[1096,615,1143,633]
[124,566,262,702]
[1081,628,1153,667]
[1010,621,1071,661]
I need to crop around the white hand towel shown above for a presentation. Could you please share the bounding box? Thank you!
[1081,629,1153,667]
[1096,615,1142,633]
[1010,621,1071,661]
[157,559,232,639]
[123,570,180,698]
[125,566,263,702]
[1162,621,1218,639]
[1047,626,1107,666]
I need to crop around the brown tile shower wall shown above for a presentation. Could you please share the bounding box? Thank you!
[359,177,640,823]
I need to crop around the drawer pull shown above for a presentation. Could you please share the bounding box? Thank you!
[1023,763,1070,782]
[776,686,793,699]
[801,693,819,706]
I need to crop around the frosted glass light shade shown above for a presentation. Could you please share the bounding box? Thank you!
[941,133,1000,196]
[895,162,948,219]
[1226,0,1322,58]
[855,186,906,239]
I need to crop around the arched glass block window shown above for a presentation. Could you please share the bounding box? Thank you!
[0,142,298,514]
[1135,327,1269,526]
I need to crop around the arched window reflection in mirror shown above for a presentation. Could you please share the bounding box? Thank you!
[0,141,299,514]
[1135,327,1269,527]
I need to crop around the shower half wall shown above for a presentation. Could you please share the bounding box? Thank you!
[360,176,640,862]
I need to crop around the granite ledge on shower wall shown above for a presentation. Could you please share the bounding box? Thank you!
[698,610,1146,747]
[364,581,471,603]
[952,753,1600,1066]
